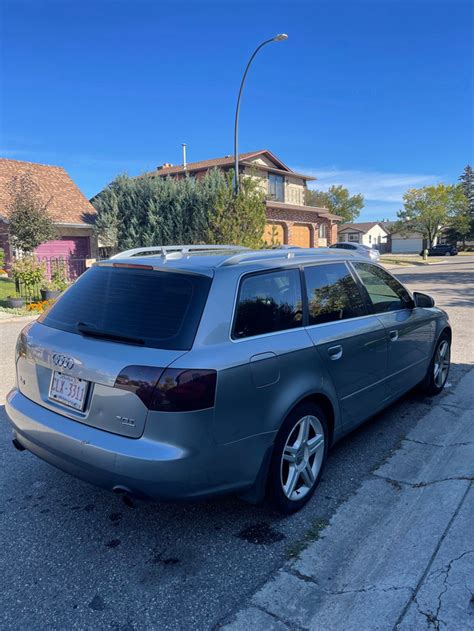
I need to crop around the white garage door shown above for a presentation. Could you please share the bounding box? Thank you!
[391,238,423,254]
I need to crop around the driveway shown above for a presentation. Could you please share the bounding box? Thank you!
[0,258,472,630]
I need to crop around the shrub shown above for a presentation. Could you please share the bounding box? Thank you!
[10,256,46,299]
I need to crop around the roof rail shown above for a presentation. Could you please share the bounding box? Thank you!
[110,245,249,259]
[218,247,356,267]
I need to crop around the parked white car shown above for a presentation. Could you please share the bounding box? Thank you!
[329,242,381,262]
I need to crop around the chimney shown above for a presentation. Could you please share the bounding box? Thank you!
[182,143,187,169]
[157,163,173,170]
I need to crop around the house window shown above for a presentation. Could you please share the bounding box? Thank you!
[369,235,372,244]
[268,174,284,202]
[318,223,327,239]
[348,233,360,242]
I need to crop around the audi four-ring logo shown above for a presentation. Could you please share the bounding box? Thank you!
[52,353,75,370]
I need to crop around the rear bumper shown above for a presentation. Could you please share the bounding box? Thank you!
[5,388,272,501]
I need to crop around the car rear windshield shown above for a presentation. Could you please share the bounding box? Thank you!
[40,266,212,350]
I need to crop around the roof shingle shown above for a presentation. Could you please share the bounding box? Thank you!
[339,221,387,233]
[0,158,96,225]
[145,149,315,181]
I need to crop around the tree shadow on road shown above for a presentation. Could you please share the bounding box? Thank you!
[395,268,474,308]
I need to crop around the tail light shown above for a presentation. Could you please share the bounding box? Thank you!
[15,324,33,361]
[114,366,217,412]
[16,332,27,361]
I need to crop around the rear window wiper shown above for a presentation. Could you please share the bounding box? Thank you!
[76,322,145,346]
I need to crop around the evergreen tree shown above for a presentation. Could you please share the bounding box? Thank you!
[92,168,266,251]
[459,165,474,217]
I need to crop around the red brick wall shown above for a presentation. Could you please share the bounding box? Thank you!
[266,207,339,248]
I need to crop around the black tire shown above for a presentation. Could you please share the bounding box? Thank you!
[267,402,328,514]
[420,332,451,396]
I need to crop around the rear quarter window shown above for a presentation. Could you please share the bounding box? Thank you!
[232,269,303,339]
[40,266,212,350]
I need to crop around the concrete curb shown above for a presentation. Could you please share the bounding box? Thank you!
[222,369,474,631]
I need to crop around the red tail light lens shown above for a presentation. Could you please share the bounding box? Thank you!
[151,368,217,412]
[16,332,27,360]
[114,366,217,412]
[114,365,165,408]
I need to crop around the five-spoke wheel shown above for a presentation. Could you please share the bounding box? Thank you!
[421,332,451,395]
[268,403,328,513]
[281,415,325,501]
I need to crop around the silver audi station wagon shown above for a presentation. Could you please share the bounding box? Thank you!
[6,245,451,513]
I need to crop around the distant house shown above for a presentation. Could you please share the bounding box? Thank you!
[145,149,342,247]
[337,222,389,249]
[390,230,427,254]
[0,159,97,275]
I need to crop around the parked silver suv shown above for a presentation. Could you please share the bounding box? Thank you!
[6,245,451,513]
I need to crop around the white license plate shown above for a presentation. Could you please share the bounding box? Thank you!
[49,371,88,411]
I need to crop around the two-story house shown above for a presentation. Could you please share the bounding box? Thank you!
[145,149,341,247]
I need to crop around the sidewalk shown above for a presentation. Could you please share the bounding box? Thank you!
[223,370,474,631]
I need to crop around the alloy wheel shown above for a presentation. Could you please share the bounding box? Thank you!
[434,339,450,388]
[280,415,325,501]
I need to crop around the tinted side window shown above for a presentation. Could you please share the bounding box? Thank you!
[353,262,411,313]
[233,269,303,339]
[304,263,367,325]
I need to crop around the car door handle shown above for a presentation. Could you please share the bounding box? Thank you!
[389,330,399,341]
[328,345,343,360]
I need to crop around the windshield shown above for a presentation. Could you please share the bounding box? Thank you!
[40,266,212,350]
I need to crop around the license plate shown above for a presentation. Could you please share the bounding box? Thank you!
[49,371,88,411]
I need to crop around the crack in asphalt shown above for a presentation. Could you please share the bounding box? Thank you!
[374,474,474,489]
[287,568,413,598]
[404,438,474,448]
[392,482,473,631]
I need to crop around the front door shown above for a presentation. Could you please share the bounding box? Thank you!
[303,262,387,428]
[351,262,436,400]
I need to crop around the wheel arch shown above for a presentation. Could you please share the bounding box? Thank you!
[440,326,452,343]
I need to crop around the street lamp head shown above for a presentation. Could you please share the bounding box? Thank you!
[273,33,288,41]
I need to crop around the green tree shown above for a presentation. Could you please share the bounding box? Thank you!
[7,172,56,252]
[205,172,266,248]
[395,184,461,247]
[459,165,474,217]
[92,168,266,251]
[306,185,364,223]
[445,184,471,245]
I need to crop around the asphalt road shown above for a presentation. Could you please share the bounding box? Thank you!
[0,258,473,631]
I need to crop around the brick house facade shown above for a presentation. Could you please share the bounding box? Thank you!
[146,150,341,247]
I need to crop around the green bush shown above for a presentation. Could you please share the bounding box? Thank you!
[92,168,267,252]
[10,256,46,298]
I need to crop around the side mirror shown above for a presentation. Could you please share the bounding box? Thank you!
[413,291,435,308]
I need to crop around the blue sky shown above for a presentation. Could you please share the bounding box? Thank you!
[1,0,472,220]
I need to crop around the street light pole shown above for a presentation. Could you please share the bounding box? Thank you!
[233,34,288,195]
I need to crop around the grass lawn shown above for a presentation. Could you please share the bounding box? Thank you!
[0,277,15,307]
[380,255,426,266]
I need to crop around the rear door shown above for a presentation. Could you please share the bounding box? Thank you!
[212,267,313,444]
[303,262,387,428]
[351,262,436,399]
